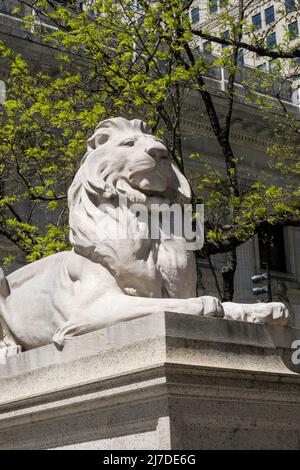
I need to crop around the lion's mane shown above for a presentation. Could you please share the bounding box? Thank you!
[68,117,191,259]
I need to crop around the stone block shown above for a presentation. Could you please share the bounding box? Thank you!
[0,313,300,449]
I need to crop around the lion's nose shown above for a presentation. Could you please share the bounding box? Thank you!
[146,143,168,161]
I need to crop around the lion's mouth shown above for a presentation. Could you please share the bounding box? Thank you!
[134,186,166,197]
[130,175,167,194]
[129,166,169,194]
[129,182,171,206]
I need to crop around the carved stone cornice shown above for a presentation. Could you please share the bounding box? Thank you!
[181,117,273,151]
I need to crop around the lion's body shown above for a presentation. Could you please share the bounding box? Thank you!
[2,252,69,349]
[0,117,289,356]
[1,234,197,350]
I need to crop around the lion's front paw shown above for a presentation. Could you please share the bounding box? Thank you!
[195,296,224,318]
[249,302,289,326]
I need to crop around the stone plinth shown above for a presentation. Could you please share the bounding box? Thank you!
[1,313,300,449]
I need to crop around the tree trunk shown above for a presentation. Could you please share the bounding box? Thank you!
[221,248,237,301]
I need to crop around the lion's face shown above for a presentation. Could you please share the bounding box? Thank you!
[90,130,172,195]
[71,117,192,206]
[121,132,171,194]
[68,118,192,253]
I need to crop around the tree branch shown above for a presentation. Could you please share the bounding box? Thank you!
[191,29,300,59]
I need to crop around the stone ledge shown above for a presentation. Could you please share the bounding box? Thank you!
[1,313,299,376]
[1,313,300,449]
[1,313,300,404]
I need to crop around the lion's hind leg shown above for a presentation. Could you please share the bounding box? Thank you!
[0,268,22,363]
[0,317,22,363]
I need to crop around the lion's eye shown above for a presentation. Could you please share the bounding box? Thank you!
[96,134,109,146]
[121,140,135,147]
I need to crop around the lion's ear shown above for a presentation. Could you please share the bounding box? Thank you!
[87,132,109,151]
[168,163,192,204]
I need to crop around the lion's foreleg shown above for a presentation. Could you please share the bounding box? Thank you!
[222,301,289,325]
[52,294,223,347]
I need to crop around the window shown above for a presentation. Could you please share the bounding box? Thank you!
[269,59,280,71]
[191,7,200,23]
[258,224,286,272]
[285,0,296,12]
[220,0,228,7]
[237,49,244,65]
[288,20,299,40]
[269,60,275,71]
[209,0,218,14]
[0,1,24,16]
[257,63,266,71]
[128,0,142,8]
[267,32,276,49]
[221,30,230,48]
[76,0,84,10]
[265,6,275,24]
[252,13,262,31]
[203,40,212,54]
[77,0,96,14]
[256,38,263,58]
[137,14,144,28]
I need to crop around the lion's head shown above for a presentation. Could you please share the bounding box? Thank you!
[68,117,191,256]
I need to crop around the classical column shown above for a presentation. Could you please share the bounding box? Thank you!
[234,238,256,303]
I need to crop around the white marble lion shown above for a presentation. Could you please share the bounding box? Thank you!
[0,117,289,358]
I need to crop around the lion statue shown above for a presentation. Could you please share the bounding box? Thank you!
[0,117,289,359]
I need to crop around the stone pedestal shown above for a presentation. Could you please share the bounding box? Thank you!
[1,313,300,449]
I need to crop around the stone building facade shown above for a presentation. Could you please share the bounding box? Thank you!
[190,0,300,72]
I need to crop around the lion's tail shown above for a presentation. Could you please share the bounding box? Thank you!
[0,268,10,299]
[0,267,10,336]
[0,268,19,350]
